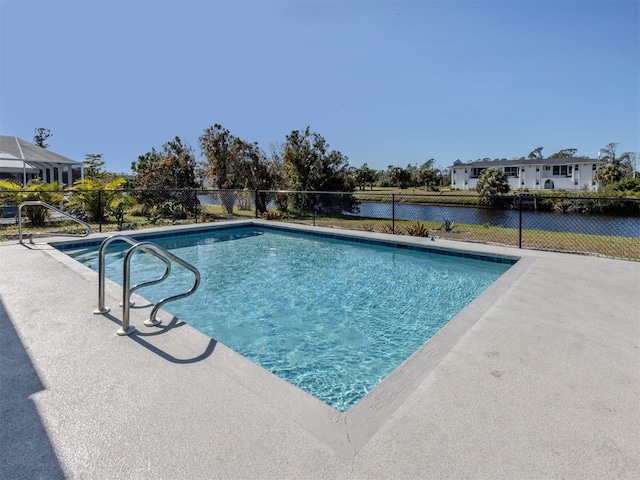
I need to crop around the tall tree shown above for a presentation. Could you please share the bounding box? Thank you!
[33,128,52,149]
[199,124,277,212]
[353,163,376,190]
[199,124,238,189]
[527,147,544,159]
[131,136,200,215]
[549,148,578,158]
[199,124,274,190]
[417,159,437,189]
[476,168,510,205]
[438,167,451,187]
[595,142,635,185]
[388,165,412,189]
[282,127,357,213]
[83,154,107,180]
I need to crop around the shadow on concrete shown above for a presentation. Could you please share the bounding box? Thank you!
[129,316,218,364]
[97,312,218,364]
[0,298,67,480]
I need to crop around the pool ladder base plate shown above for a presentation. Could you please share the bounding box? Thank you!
[116,326,136,336]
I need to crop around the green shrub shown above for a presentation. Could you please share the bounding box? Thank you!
[439,219,457,232]
[403,222,430,237]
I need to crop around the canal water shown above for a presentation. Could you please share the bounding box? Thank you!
[198,194,639,238]
[354,202,639,238]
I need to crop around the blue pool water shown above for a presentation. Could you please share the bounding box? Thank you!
[62,226,515,411]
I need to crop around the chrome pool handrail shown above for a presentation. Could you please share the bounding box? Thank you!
[18,201,92,244]
[93,234,172,315]
[120,241,200,336]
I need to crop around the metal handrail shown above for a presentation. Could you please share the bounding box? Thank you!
[94,234,172,315]
[18,201,92,244]
[119,241,200,336]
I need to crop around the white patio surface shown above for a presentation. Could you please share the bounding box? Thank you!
[1,221,638,479]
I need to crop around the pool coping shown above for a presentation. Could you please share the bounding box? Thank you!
[45,220,528,455]
[2,219,639,479]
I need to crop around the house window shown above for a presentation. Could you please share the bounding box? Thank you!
[504,166,519,177]
[592,164,597,170]
[470,167,486,178]
[536,167,539,172]
[544,166,551,171]
[552,165,571,176]
[574,165,579,171]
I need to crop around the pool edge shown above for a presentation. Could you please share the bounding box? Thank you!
[44,219,528,456]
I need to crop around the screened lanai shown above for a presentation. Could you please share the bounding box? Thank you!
[0,135,83,186]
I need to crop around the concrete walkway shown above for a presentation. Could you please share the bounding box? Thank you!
[1,222,639,479]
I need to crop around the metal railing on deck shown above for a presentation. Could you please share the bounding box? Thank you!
[18,201,91,244]
[94,234,200,336]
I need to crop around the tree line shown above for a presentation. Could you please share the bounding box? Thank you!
[23,126,640,200]
[2,127,635,228]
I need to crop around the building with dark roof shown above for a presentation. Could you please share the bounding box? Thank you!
[449,157,606,191]
[0,135,83,186]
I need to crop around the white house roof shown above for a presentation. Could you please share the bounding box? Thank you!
[450,157,605,169]
[0,135,82,170]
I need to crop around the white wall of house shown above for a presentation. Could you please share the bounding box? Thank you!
[451,161,602,192]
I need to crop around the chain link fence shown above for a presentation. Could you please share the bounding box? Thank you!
[2,188,638,260]
[269,191,639,260]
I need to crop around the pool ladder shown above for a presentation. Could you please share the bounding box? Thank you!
[94,234,201,336]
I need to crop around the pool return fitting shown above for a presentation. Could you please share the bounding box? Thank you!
[94,234,200,336]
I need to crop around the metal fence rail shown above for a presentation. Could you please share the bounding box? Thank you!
[264,191,639,260]
[2,188,638,260]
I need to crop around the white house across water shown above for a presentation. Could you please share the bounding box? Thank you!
[449,158,606,192]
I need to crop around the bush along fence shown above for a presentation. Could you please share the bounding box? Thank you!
[1,188,639,261]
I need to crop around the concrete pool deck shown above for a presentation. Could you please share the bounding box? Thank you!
[1,220,639,479]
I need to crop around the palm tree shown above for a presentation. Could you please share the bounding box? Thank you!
[67,177,132,222]
[596,143,635,185]
[476,168,510,206]
[0,179,64,226]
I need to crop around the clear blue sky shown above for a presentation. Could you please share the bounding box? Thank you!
[1,0,638,174]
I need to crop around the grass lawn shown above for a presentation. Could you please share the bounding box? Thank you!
[268,213,640,261]
[2,204,637,261]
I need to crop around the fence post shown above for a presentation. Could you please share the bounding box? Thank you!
[518,194,522,248]
[392,194,396,233]
[255,189,259,218]
[194,189,198,223]
[98,190,102,233]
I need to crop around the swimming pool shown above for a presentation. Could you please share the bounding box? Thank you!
[59,224,517,411]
